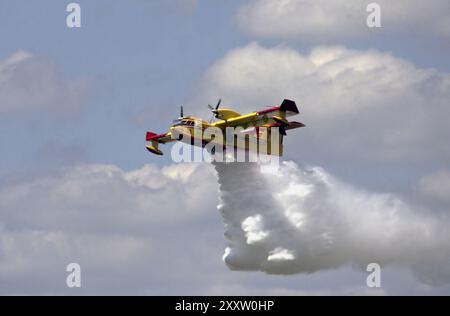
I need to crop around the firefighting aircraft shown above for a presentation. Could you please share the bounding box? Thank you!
[145,99,304,156]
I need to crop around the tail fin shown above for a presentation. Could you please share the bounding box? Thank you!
[280,99,299,115]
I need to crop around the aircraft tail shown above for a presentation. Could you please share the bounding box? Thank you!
[285,121,305,130]
[280,99,299,115]
[146,131,158,141]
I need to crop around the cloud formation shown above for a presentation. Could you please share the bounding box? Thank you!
[236,0,450,42]
[419,170,450,204]
[0,163,218,294]
[193,43,450,162]
[0,50,93,116]
[1,160,449,294]
[214,160,450,285]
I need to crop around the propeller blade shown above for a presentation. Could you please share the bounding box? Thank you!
[215,99,221,110]
[180,106,184,118]
[208,99,221,122]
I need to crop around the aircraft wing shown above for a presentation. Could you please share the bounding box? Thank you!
[213,99,300,129]
[212,112,259,128]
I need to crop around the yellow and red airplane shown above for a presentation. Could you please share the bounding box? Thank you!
[145,99,304,156]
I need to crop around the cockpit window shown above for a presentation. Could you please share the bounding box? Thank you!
[173,120,194,127]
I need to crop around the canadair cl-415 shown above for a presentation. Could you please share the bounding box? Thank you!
[145,99,304,157]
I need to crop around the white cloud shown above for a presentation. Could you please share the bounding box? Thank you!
[419,170,450,204]
[1,160,449,294]
[267,248,295,262]
[0,50,93,116]
[0,163,216,234]
[242,214,269,244]
[236,0,450,42]
[0,162,220,294]
[192,43,450,162]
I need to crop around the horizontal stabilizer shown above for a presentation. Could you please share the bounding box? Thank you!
[273,116,290,126]
[285,121,305,130]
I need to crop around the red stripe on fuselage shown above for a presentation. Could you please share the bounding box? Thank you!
[257,106,280,115]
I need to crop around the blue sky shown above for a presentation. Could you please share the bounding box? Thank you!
[0,0,247,175]
[1,0,449,182]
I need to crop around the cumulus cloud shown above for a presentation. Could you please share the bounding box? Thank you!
[1,160,449,294]
[0,50,93,116]
[418,170,450,204]
[236,0,450,42]
[0,162,219,294]
[0,163,216,233]
[214,160,450,285]
[192,43,450,162]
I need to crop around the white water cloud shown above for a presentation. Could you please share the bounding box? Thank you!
[214,161,450,285]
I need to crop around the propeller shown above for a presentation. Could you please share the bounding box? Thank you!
[208,99,221,122]
[173,105,185,123]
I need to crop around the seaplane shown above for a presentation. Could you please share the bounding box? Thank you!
[145,99,304,157]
